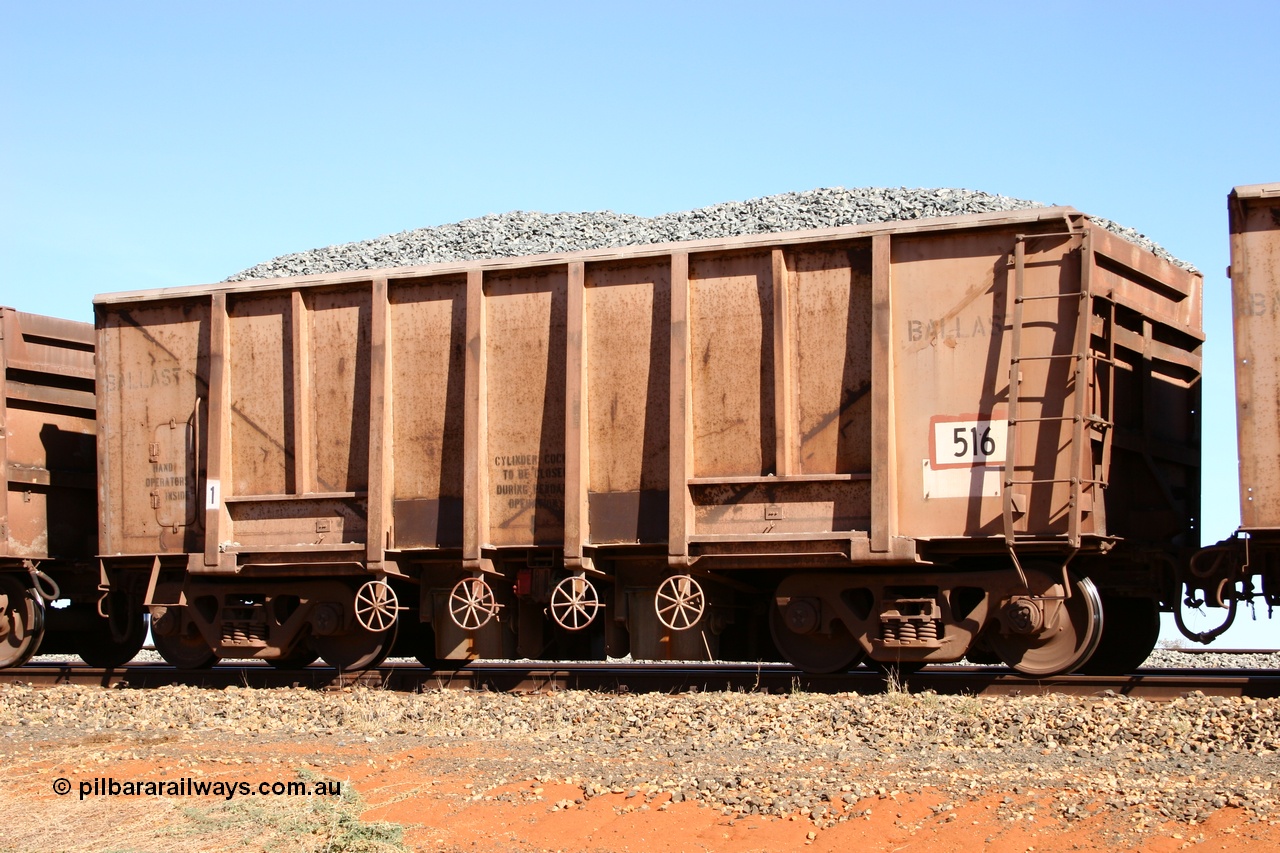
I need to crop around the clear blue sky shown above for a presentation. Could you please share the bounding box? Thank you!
[3,2,1276,646]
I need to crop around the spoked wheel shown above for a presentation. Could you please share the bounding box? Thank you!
[354,580,400,632]
[768,599,864,674]
[1077,595,1160,675]
[549,576,601,631]
[448,577,499,630]
[314,622,399,672]
[153,623,219,669]
[988,566,1103,678]
[0,575,45,668]
[654,575,705,631]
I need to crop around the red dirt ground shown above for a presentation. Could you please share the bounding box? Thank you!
[7,736,1276,853]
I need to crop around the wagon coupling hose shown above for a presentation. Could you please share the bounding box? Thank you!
[27,566,60,603]
[1189,544,1232,580]
[1173,579,1238,645]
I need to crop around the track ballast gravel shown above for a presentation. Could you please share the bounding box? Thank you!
[3,679,1277,833]
[226,187,1193,281]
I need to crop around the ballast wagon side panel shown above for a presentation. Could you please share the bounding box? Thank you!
[92,204,1204,669]
[1230,183,1280,532]
[96,283,423,667]
[673,244,876,554]
[582,259,671,545]
[96,288,400,562]
[96,301,208,557]
[664,219,1202,564]
[97,209,1202,570]
[389,276,467,550]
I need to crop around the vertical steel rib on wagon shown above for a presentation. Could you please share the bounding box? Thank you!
[1231,183,1280,534]
[92,205,1205,675]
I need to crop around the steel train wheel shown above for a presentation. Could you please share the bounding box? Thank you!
[962,634,1004,666]
[549,576,601,631]
[768,603,864,674]
[314,622,398,672]
[654,575,705,631]
[988,567,1103,678]
[74,611,148,668]
[267,645,320,669]
[0,576,45,668]
[1076,595,1160,675]
[394,619,444,669]
[153,624,219,669]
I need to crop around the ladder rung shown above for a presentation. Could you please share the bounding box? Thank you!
[1010,415,1081,424]
[1015,292,1086,303]
[1005,478,1107,487]
[1009,530,1077,536]
[1016,230,1079,240]
[1011,352,1113,366]
[1012,353,1082,362]
[1011,415,1114,426]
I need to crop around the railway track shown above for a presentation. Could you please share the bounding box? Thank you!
[4,661,1278,699]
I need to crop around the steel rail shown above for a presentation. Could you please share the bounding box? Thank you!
[3,662,1278,699]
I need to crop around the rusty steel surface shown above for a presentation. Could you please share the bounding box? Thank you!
[90,205,1206,669]
[1,308,97,563]
[5,661,1278,699]
[92,208,1203,565]
[1230,183,1280,532]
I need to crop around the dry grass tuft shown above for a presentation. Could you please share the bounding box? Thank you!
[2,771,404,853]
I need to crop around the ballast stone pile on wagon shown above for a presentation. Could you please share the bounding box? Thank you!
[226,186,1193,280]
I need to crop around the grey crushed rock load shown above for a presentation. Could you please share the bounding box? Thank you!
[227,187,1193,281]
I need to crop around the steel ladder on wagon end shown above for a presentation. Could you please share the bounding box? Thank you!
[1002,227,1116,568]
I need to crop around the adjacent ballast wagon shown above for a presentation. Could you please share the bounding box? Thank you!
[1,308,145,667]
[1181,182,1280,643]
[1230,183,1280,539]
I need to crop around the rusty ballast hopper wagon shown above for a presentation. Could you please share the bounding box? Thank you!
[94,206,1202,675]
[1,308,145,667]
